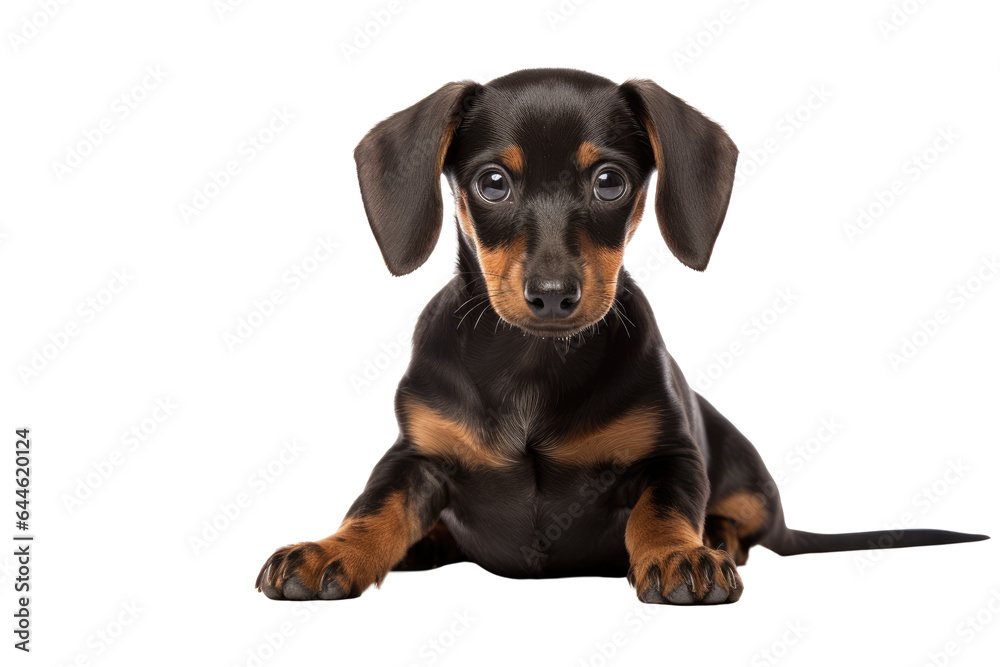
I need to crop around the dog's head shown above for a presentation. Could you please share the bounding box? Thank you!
[355,69,738,337]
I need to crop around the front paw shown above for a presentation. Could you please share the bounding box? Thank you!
[628,546,742,605]
[256,539,359,601]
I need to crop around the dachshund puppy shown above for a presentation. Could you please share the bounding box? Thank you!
[257,69,986,604]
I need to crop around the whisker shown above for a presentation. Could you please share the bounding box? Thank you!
[456,298,488,329]
[614,301,636,327]
[461,276,490,286]
[456,271,504,278]
[610,301,632,339]
[454,294,488,314]
[473,300,492,330]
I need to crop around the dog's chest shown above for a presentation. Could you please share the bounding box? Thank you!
[473,395,660,471]
[483,396,545,458]
[441,401,639,577]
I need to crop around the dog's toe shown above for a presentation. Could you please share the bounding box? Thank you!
[665,584,698,604]
[664,558,700,604]
[256,558,285,599]
[280,574,315,601]
[702,584,729,604]
[316,565,351,600]
[637,567,665,603]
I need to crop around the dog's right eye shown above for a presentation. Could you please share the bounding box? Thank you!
[476,170,510,202]
[594,169,627,201]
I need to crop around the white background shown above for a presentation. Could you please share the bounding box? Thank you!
[2,0,999,665]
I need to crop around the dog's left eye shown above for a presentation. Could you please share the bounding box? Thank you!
[477,170,510,202]
[594,169,626,201]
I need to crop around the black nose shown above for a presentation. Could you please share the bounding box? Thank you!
[523,278,582,319]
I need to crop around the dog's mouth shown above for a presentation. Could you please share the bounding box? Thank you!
[516,321,598,338]
[491,300,616,339]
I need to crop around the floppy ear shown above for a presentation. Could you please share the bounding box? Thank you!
[619,80,738,271]
[354,81,479,276]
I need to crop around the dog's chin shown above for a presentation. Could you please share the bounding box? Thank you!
[504,318,602,339]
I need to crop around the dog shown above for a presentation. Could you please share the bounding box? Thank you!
[256,68,987,605]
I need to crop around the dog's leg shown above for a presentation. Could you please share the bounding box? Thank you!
[625,474,743,605]
[697,394,781,565]
[704,492,772,566]
[256,449,447,600]
[703,515,750,565]
[393,519,467,571]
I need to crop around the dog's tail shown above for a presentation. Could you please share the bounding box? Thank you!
[761,526,988,556]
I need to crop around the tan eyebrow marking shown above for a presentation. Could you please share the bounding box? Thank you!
[498,144,525,174]
[576,141,601,168]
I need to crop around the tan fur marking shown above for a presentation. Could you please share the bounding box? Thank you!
[479,240,531,324]
[642,118,663,171]
[704,517,740,551]
[321,491,416,589]
[576,141,601,168]
[707,491,769,537]
[626,188,647,243]
[544,408,661,467]
[403,398,510,467]
[457,190,475,238]
[499,144,525,174]
[457,189,534,325]
[435,117,461,175]
[576,234,624,325]
[626,489,704,556]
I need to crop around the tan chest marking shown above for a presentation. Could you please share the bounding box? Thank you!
[405,396,661,469]
[540,408,661,467]
[403,399,513,468]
